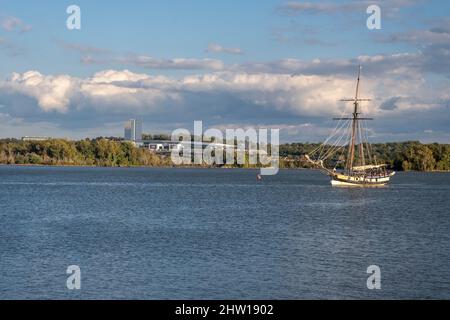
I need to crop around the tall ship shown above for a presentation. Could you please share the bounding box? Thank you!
[304,66,395,186]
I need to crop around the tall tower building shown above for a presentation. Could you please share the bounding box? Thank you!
[124,119,142,141]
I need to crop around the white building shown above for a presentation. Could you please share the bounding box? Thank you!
[146,142,183,153]
[148,143,165,152]
[124,119,142,142]
[22,136,52,141]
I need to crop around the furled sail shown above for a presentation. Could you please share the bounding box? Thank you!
[352,164,386,171]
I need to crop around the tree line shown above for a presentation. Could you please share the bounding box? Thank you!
[0,138,171,167]
[279,141,450,171]
[0,139,448,171]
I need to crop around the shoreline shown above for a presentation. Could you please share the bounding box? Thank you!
[1,140,448,173]
[0,163,449,173]
[0,163,260,170]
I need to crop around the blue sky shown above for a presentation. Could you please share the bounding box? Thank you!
[0,0,449,142]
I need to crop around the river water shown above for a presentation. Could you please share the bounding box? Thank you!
[0,166,449,299]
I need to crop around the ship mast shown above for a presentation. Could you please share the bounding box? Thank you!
[348,66,363,172]
[338,66,372,173]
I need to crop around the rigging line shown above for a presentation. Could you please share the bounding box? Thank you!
[358,100,370,166]
[319,120,349,160]
[310,133,331,157]
[312,117,348,158]
[327,119,353,164]
[323,120,348,152]
[358,98,375,166]
[317,119,346,155]
[341,117,354,167]
[361,119,374,164]
[320,121,352,161]
[337,140,348,165]
[309,105,349,158]
[361,119,373,164]
[329,120,353,159]
[327,144,348,161]
[333,119,351,146]
[336,121,352,162]
[325,120,351,155]
[357,117,366,166]
[331,117,350,143]
[310,121,342,157]
[320,119,352,161]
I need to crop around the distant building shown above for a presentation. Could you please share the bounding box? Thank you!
[144,141,183,153]
[124,119,142,142]
[22,136,52,141]
[148,143,165,152]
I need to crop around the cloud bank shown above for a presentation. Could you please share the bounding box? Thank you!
[1,56,448,142]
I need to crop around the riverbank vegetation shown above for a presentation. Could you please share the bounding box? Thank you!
[0,138,172,167]
[0,139,448,171]
[280,141,450,171]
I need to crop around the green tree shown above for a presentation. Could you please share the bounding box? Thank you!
[403,145,436,171]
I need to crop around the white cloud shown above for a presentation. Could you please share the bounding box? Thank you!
[1,16,32,33]
[206,43,244,55]
[1,66,445,119]
[82,55,225,71]
[2,70,355,116]
[89,69,150,83]
[278,0,421,15]
[1,47,449,142]
[6,71,75,112]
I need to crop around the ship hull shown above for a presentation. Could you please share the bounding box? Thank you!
[330,173,394,187]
